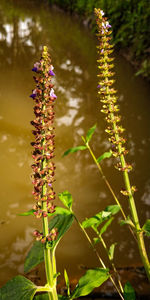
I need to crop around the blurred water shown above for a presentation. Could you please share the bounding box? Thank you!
[0,0,150,294]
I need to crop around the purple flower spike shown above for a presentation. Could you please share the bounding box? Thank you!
[49,70,55,76]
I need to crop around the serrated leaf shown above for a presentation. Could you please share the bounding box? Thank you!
[142,219,150,237]
[63,146,87,157]
[99,217,114,235]
[124,281,135,300]
[85,124,96,144]
[71,268,110,299]
[82,211,111,229]
[18,209,35,216]
[97,151,112,163]
[0,276,37,300]
[108,243,117,261]
[24,213,74,273]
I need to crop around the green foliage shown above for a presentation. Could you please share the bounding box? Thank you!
[34,294,49,300]
[24,213,74,273]
[142,219,150,237]
[108,243,117,261]
[82,205,120,229]
[71,268,110,298]
[97,151,112,163]
[99,217,114,235]
[85,124,96,144]
[120,216,135,228]
[124,281,136,300]
[0,276,37,300]
[63,145,87,157]
[49,0,150,79]
[64,269,70,296]
[58,191,73,210]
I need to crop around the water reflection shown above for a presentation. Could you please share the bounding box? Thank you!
[0,0,150,293]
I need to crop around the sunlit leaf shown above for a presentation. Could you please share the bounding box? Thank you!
[120,217,135,228]
[108,243,117,261]
[93,237,100,245]
[64,269,70,296]
[0,276,37,300]
[97,151,112,163]
[24,213,74,273]
[58,191,73,210]
[99,217,114,235]
[54,206,71,215]
[18,209,35,216]
[104,205,120,215]
[142,219,150,237]
[71,268,110,299]
[63,146,87,157]
[124,281,135,300]
[82,211,111,229]
[85,124,96,144]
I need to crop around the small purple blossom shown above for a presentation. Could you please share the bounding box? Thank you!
[49,70,55,76]
[97,84,101,89]
[32,62,40,73]
[30,89,37,99]
[100,10,105,16]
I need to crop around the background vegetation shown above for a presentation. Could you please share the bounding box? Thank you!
[49,0,150,79]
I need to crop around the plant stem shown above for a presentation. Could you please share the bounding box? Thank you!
[74,215,124,300]
[86,142,126,220]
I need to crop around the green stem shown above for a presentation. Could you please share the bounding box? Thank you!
[86,142,126,220]
[108,95,150,280]
[74,215,124,300]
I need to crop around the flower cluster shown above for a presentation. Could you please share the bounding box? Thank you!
[30,46,57,242]
[95,9,132,174]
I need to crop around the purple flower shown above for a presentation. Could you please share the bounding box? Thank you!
[50,88,57,99]
[49,69,55,76]
[97,84,101,88]
[32,67,38,72]
[30,89,37,99]
[30,93,36,99]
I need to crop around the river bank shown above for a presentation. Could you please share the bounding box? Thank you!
[48,0,150,81]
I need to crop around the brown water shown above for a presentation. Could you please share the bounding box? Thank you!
[0,0,150,295]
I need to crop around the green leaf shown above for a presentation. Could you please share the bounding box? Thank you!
[85,124,96,144]
[97,151,112,163]
[99,217,114,235]
[93,237,100,245]
[124,281,135,300]
[49,213,74,249]
[82,211,111,229]
[104,205,120,215]
[18,209,35,216]
[24,213,74,273]
[54,206,71,215]
[63,146,87,157]
[58,191,73,210]
[64,269,70,296]
[71,268,110,299]
[120,217,135,228]
[108,243,117,261]
[142,219,150,237]
[24,240,44,273]
[0,276,37,300]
